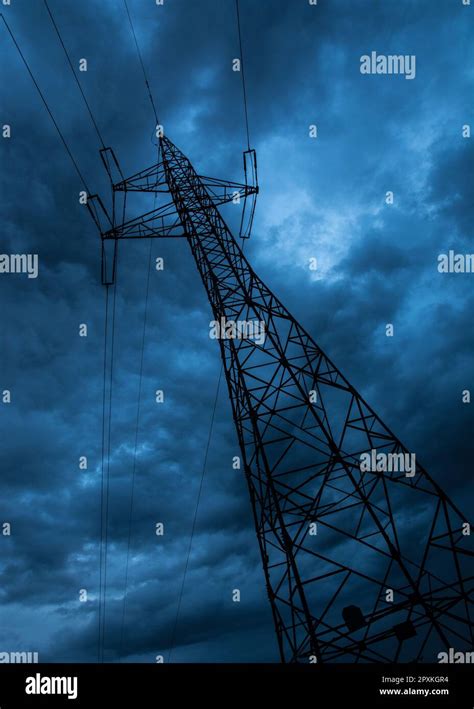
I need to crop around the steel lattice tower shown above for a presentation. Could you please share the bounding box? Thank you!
[89,135,474,663]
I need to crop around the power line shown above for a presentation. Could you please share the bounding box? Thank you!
[118,236,154,662]
[123,0,160,127]
[235,0,250,151]
[98,284,110,663]
[118,140,159,660]
[43,0,106,150]
[168,367,223,662]
[0,13,91,193]
[100,254,120,662]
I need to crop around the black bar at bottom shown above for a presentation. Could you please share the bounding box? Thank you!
[0,663,472,707]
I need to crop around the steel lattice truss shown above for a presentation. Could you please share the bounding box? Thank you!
[91,136,474,663]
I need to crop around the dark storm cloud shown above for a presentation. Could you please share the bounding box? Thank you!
[0,0,472,663]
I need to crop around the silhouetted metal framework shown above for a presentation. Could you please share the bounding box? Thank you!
[91,135,473,663]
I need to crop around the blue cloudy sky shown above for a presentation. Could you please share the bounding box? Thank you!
[0,0,473,662]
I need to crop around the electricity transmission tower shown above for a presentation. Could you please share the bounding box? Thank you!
[89,134,474,664]
[3,0,470,667]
